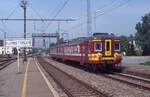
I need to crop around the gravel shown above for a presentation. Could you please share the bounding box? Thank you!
[36,58,68,97]
[44,58,150,97]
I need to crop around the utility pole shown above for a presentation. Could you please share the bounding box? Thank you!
[87,0,92,37]
[0,0,75,53]
[94,10,100,33]
[21,0,27,61]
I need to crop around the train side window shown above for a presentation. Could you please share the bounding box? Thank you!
[77,45,80,53]
[94,42,102,51]
[114,42,120,51]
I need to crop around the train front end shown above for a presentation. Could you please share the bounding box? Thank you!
[88,33,122,71]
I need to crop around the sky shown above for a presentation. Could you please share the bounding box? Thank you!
[0,0,150,47]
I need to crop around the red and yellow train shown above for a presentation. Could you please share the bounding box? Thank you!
[50,33,122,72]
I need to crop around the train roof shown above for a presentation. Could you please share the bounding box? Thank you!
[51,33,120,48]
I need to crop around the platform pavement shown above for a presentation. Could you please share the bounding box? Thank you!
[0,58,55,97]
[122,56,150,69]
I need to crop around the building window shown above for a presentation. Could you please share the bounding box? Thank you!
[114,42,120,51]
[94,42,102,51]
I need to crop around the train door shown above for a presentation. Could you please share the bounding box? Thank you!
[84,42,89,63]
[105,39,112,56]
[80,43,84,65]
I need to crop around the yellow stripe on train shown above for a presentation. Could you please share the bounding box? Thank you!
[88,53,121,61]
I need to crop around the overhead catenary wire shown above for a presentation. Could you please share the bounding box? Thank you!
[61,0,118,29]
[6,4,20,19]
[65,0,132,35]
[46,0,65,19]
[97,0,118,11]
[97,0,132,16]
[29,5,45,21]
[42,0,70,33]
[27,1,46,32]
[27,0,65,33]
[60,0,121,33]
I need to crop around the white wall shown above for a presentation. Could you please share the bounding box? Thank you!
[0,46,13,55]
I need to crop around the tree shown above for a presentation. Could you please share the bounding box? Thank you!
[31,48,39,54]
[120,35,136,56]
[49,42,56,47]
[120,35,129,53]
[13,48,18,55]
[135,13,150,55]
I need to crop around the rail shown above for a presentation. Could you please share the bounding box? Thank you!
[37,56,109,97]
[0,57,17,70]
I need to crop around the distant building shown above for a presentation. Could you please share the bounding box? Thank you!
[0,40,32,55]
[0,40,14,55]
[0,40,3,46]
[128,35,143,56]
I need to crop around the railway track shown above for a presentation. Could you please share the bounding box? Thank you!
[123,70,150,79]
[37,56,109,97]
[101,72,150,91]
[0,58,16,70]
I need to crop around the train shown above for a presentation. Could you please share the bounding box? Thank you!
[50,33,122,72]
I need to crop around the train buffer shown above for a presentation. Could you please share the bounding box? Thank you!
[0,58,58,97]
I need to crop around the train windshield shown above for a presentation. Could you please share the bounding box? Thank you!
[114,42,120,51]
[94,42,102,51]
[106,42,110,51]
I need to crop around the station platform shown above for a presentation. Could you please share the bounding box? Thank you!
[0,58,56,97]
[122,56,150,76]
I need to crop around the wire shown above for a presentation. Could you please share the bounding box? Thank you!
[97,0,132,16]
[29,5,44,21]
[28,1,45,21]
[28,1,47,33]
[42,0,70,33]
[66,0,132,35]
[61,0,118,29]
[97,0,118,10]
[6,4,20,19]
[46,0,64,19]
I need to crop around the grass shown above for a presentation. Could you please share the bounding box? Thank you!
[140,61,150,66]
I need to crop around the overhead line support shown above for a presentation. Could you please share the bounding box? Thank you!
[0,19,76,21]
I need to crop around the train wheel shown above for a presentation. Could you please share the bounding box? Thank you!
[115,63,122,72]
[88,64,98,73]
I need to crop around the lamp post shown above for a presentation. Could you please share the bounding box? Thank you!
[94,10,100,33]
[20,0,27,61]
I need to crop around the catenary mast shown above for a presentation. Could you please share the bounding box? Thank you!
[87,0,92,37]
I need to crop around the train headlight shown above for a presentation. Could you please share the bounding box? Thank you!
[114,53,119,60]
[114,53,120,60]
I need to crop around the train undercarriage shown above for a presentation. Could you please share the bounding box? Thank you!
[87,63,122,72]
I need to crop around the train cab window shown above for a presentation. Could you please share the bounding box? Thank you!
[114,42,120,51]
[94,42,102,51]
[106,42,110,51]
